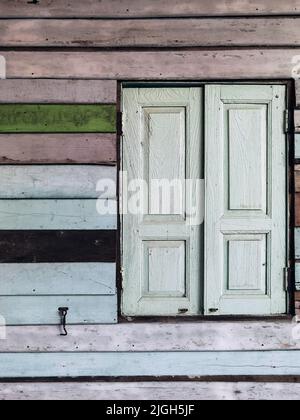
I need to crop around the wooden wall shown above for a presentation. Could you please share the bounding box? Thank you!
[0,0,300,379]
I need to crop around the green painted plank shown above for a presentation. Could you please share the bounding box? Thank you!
[0,105,116,133]
[0,263,116,296]
[0,351,299,378]
[0,295,117,325]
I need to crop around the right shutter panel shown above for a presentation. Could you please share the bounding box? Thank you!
[205,85,287,315]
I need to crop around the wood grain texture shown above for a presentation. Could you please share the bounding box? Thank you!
[0,105,116,133]
[296,110,300,133]
[0,1,298,18]
[296,81,300,107]
[0,80,116,103]
[122,88,203,316]
[295,135,300,159]
[0,200,117,230]
[0,134,117,164]
[0,351,300,378]
[1,50,298,79]
[0,166,116,199]
[1,381,300,401]
[1,18,300,47]
[0,263,116,296]
[0,295,117,325]
[0,322,298,352]
[0,230,116,263]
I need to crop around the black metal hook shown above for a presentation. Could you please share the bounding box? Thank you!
[58,307,69,336]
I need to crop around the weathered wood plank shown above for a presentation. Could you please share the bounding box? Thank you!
[295,134,300,158]
[0,263,116,296]
[1,381,300,401]
[296,110,300,133]
[0,166,116,199]
[0,200,116,230]
[0,48,300,81]
[0,351,300,378]
[296,201,300,229]
[0,230,116,263]
[0,295,117,326]
[0,105,116,133]
[0,134,116,164]
[295,264,300,290]
[0,1,298,18]
[1,18,300,48]
[1,50,298,79]
[0,80,116,103]
[294,165,300,190]
[294,229,300,258]
[295,80,300,107]
[0,322,298,353]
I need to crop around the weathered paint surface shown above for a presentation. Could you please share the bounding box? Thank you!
[0,200,117,230]
[0,295,118,325]
[0,0,298,18]
[0,165,116,199]
[0,351,300,378]
[0,263,116,296]
[0,322,298,353]
[0,133,117,164]
[0,105,116,133]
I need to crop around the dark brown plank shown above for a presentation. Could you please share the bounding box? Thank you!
[0,134,116,164]
[1,18,300,47]
[0,80,116,104]
[0,49,299,79]
[0,0,299,18]
[294,165,300,193]
[0,231,116,263]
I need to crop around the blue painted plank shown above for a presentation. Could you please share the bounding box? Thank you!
[0,263,116,296]
[0,165,116,199]
[0,351,299,378]
[295,134,300,159]
[0,295,117,325]
[0,200,117,230]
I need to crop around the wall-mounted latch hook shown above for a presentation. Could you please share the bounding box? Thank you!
[58,307,69,336]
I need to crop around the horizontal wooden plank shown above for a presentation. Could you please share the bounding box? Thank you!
[1,381,300,401]
[295,264,300,290]
[295,135,300,158]
[0,295,117,326]
[0,166,116,199]
[294,230,300,260]
[296,110,300,133]
[0,263,116,296]
[0,134,116,164]
[0,322,298,352]
[0,230,116,263]
[1,50,299,79]
[1,18,300,48]
[295,80,300,107]
[0,80,116,103]
[294,165,300,188]
[0,1,298,18]
[0,200,117,230]
[0,351,299,378]
[0,105,116,133]
[295,194,300,226]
